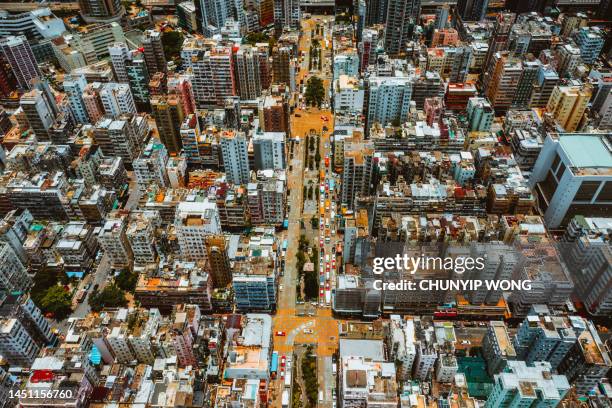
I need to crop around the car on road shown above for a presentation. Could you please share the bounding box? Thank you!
[275,331,286,336]
[281,355,286,366]
[304,329,313,334]
[460,340,471,345]
[295,113,301,117]
[320,289,324,297]
[325,282,330,290]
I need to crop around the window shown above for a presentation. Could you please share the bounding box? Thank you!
[551,153,561,173]
[555,162,566,181]
[574,181,601,202]
[596,181,612,202]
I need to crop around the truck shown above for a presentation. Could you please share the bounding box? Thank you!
[270,351,279,379]
[284,369,291,387]
[282,390,290,408]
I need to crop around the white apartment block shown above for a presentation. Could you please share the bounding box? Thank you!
[334,75,365,116]
[99,82,136,116]
[0,318,40,366]
[175,200,222,262]
[220,131,250,185]
[133,139,170,191]
[98,213,133,269]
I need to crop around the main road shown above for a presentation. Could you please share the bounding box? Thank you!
[270,15,339,408]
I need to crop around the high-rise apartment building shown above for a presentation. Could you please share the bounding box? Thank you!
[0,35,40,90]
[78,0,124,22]
[383,0,421,56]
[513,308,579,370]
[191,45,236,107]
[109,42,130,82]
[125,55,150,111]
[0,293,56,347]
[465,243,520,305]
[252,131,286,170]
[563,216,612,316]
[142,30,167,75]
[205,235,232,288]
[342,143,374,209]
[63,74,90,123]
[151,95,185,154]
[359,29,379,72]
[0,318,40,366]
[83,82,105,123]
[546,81,591,132]
[556,43,582,78]
[512,59,540,109]
[485,52,523,113]
[175,200,222,262]
[0,242,32,293]
[247,170,286,225]
[558,320,612,396]
[483,12,516,74]
[98,211,133,269]
[126,210,159,265]
[273,0,300,30]
[574,26,605,64]
[0,209,33,265]
[220,131,250,185]
[271,46,291,86]
[482,321,517,376]
[93,116,142,165]
[235,45,262,100]
[456,0,489,21]
[366,75,412,128]
[19,84,59,141]
[232,261,277,312]
[530,133,612,228]
[99,82,137,116]
[133,138,170,192]
[529,64,559,108]
[484,361,569,408]
[258,94,289,132]
[466,97,494,131]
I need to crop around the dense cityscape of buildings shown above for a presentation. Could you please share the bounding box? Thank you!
[0,0,609,407]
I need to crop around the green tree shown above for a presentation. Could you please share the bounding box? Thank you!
[161,30,184,60]
[310,216,318,229]
[40,285,72,320]
[115,270,138,292]
[244,32,269,45]
[88,284,128,312]
[304,271,319,300]
[304,76,325,108]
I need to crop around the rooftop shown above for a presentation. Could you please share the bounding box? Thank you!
[557,134,612,172]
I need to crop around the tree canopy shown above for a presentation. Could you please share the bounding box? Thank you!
[161,30,184,60]
[88,284,128,312]
[40,285,72,320]
[304,76,325,108]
